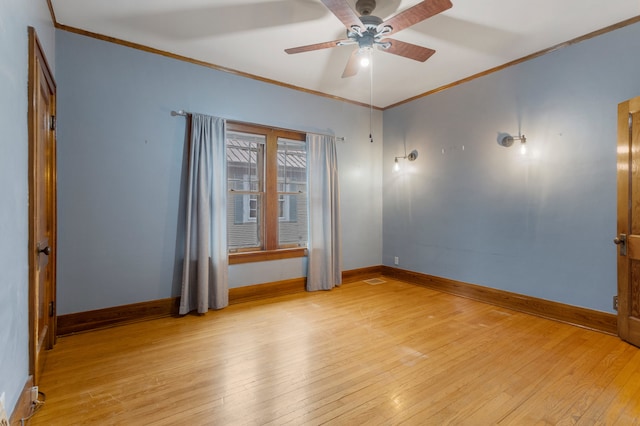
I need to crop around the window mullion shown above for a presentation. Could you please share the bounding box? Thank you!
[264,131,278,250]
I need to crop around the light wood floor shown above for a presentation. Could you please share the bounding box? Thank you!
[32,279,640,425]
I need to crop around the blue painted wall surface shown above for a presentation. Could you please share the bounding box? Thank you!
[383,22,640,313]
[55,30,383,314]
[0,0,54,417]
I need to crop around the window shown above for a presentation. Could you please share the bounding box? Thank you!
[227,123,307,261]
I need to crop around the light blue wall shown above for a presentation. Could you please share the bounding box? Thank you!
[0,0,55,417]
[55,30,382,314]
[383,21,640,313]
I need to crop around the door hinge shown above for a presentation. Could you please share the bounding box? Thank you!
[48,301,54,317]
[613,296,619,311]
[50,115,56,131]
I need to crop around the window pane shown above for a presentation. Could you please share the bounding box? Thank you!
[227,192,262,250]
[227,131,264,192]
[278,192,308,246]
[277,138,307,247]
[227,131,265,250]
[277,139,306,193]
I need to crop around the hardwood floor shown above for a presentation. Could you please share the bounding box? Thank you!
[31,279,640,425]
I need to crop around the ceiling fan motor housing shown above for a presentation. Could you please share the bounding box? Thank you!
[359,15,383,29]
[347,15,384,49]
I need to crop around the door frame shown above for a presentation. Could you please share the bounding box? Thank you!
[28,26,57,382]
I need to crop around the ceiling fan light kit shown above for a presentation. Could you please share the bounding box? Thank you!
[357,48,372,67]
[285,0,453,78]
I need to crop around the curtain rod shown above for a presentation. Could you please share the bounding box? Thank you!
[170,110,345,141]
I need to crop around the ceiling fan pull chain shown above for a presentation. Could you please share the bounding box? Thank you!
[369,52,374,143]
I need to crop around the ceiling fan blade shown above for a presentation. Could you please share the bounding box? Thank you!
[321,0,364,31]
[378,0,452,35]
[378,38,436,62]
[342,49,360,78]
[285,39,351,54]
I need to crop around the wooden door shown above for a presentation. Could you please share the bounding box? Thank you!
[616,96,640,347]
[28,27,57,384]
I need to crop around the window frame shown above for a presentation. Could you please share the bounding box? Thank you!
[227,121,307,264]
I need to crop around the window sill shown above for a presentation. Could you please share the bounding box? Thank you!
[229,247,307,265]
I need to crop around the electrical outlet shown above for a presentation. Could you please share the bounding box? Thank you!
[394,256,399,266]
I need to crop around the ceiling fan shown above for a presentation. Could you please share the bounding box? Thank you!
[285,0,453,78]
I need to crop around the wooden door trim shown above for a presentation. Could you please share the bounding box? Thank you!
[28,26,57,382]
[617,100,631,340]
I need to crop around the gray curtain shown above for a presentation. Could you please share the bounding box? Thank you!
[306,133,342,291]
[179,114,228,314]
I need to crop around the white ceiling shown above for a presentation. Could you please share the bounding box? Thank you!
[51,0,640,108]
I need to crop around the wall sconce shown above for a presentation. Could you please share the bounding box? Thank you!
[500,134,527,155]
[394,149,418,172]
